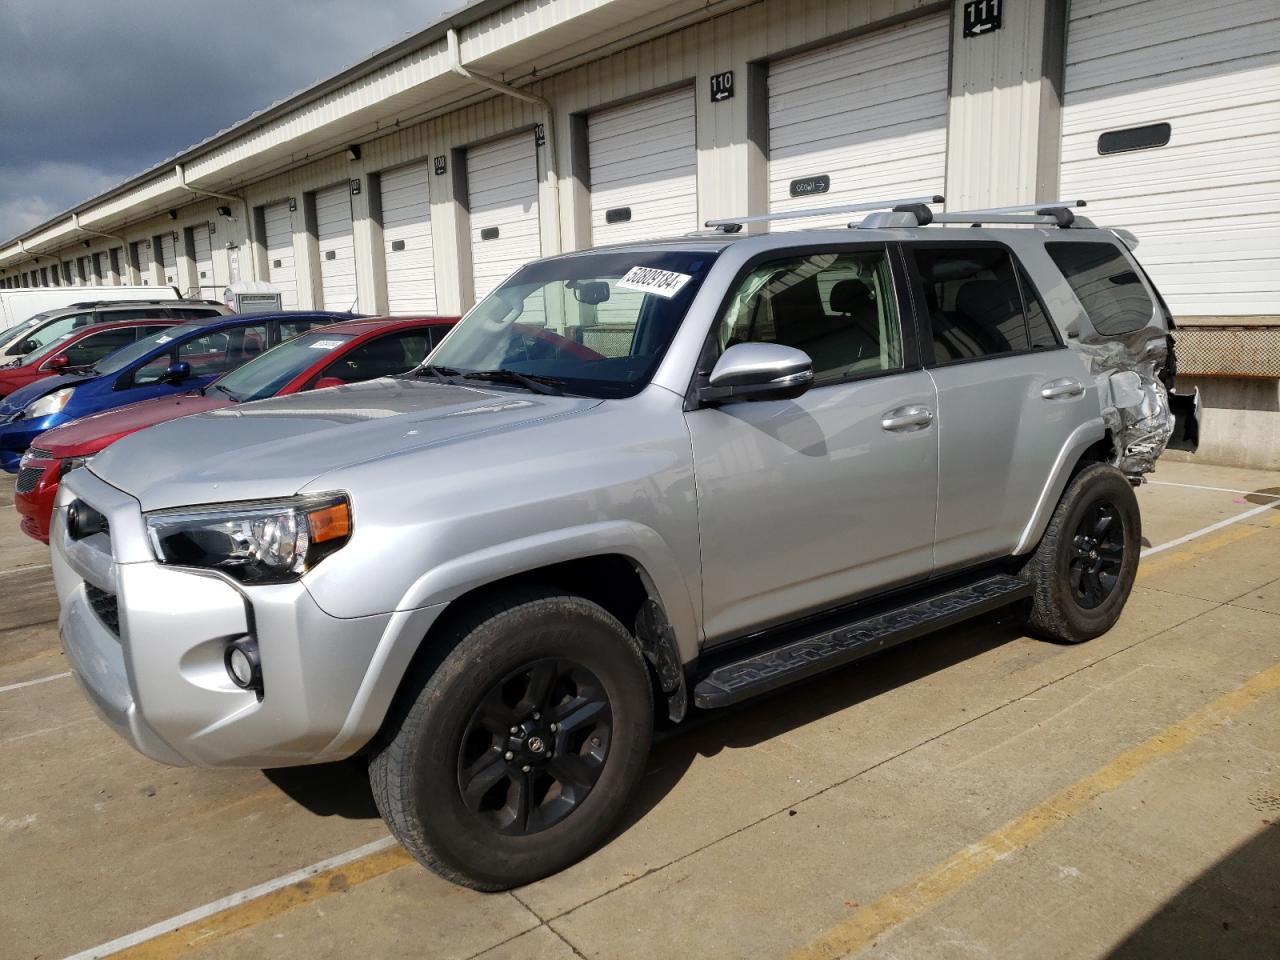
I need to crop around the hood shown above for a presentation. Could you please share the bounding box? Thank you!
[0,373,96,420]
[37,392,230,457]
[90,377,604,510]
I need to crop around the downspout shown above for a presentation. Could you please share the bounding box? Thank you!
[174,163,258,280]
[70,214,130,282]
[447,26,561,254]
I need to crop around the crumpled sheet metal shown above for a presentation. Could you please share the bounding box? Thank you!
[1077,335,1174,476]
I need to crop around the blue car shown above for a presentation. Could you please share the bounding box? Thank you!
[0,311,356,471]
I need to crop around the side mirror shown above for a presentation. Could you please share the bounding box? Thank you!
[161,360,192,384]
[46,355,71,371]
[8,339,38,357]
[312,376,345,390]
[699,343,814,405]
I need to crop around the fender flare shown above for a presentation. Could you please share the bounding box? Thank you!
[1012,417,1108,555]
[394,519,701,664]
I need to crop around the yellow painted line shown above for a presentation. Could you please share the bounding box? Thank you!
[1137,508,1280,581]
[65,839,411,960]
[788,659,1280,960]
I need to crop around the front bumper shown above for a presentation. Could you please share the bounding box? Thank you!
[0,413,67,471]
[14,450,61,542]
[52,469,446,768]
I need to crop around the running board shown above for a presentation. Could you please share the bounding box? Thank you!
[692,574,1032,709]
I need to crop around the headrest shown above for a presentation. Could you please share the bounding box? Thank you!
[830,279,874,316]
[955,278,1017,327]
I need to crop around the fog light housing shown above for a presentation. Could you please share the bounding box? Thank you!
[224,639,262,693]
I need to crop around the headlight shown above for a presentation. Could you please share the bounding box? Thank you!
[60,455,94,476]
[24,387,75,419]
[145,493,352,584]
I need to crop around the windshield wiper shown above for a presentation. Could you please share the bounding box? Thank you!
[211,384,241,402]
[458,369,565,396]
[414,363,463,383]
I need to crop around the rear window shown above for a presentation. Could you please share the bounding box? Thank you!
[1046,242,1154,337]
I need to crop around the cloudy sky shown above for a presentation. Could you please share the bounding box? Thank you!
[0,0,458,242]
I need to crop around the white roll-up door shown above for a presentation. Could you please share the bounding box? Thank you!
[191,224,215,296]
[132,242,152,286]
[468,132,541,306]
[263,201,299,310]
[315,184,358,311]
[1060,0,1279,317]
[767,14,949,228]
[158,234,177,286]
[588,87,698,245]
[380,161,436,314]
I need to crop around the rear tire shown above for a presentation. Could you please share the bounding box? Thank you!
[368,589,653,890]
[1021,463,1141,644]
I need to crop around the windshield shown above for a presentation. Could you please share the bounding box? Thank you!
[0,317,44,356]
[213,331,356,402]
[92,322,205,376]
[427,250,716,398]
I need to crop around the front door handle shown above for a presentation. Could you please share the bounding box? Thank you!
[1041,378,1084,400]
[881,405,934,432]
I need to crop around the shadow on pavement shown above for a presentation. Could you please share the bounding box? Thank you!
[617,608,1028,836]
[263,755,379,819]
[1108,821,1280,959]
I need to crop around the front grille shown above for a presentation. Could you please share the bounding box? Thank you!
[85,584,120,636]
[15,466,45,494]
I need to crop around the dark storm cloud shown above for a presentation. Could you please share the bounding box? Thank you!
[0,0,456,240]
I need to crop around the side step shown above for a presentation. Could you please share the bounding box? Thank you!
[692,574,1032,709]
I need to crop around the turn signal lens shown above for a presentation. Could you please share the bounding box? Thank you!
[307,502,351,544]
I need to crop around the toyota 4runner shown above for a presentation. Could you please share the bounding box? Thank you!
[51,198,1199,890]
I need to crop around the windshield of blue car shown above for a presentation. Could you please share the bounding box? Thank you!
[91,322,206,376]
[212,331,357,402]
[425,250,717,399]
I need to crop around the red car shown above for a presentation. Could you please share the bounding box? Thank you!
[15,315,457,542]
[0,318,180,399]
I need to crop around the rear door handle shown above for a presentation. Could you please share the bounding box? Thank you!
[1040,378,1084,400]
[881,405,933,432]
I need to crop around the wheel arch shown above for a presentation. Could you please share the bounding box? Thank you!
[1012,417,1112,556]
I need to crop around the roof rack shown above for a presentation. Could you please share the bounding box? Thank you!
[705,195,945,233]
[860,199,1092,229]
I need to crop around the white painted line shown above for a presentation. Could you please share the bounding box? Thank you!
[62,835,398,960]
[1140,500,1278,559]
[0,671,71,694]
[1146,480,1280,499]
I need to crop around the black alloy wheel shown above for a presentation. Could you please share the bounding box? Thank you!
[457,658,613,836]
[1068,500,1126,609]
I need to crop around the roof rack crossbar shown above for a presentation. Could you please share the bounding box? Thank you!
[705,195,944,233]
[936,199,1089,228]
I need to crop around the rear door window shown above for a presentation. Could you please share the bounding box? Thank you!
[180,324,269,376]
[1045,241,1153,336]
[907,245,1057,362]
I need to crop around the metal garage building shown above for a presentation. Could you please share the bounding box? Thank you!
[1,0,1277,464]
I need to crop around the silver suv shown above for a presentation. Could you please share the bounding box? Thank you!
[52,199,1198,890]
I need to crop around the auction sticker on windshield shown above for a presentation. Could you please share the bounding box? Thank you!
[309,340,345,350]
[617,266,693,299]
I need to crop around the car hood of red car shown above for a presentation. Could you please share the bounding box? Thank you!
[34,393,232,458]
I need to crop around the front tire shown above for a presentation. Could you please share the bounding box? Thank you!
[1021,463,1141,644]
[368,589,653,890]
